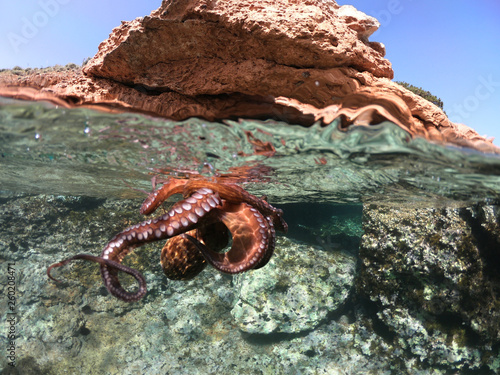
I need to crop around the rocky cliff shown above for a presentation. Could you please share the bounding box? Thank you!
[0,0,497,153]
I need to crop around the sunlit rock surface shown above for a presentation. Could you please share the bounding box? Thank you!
[231,237,356,334]
[0,0,497,153]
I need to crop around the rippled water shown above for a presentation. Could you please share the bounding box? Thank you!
[2,98,500,374]
[2,98,500,205]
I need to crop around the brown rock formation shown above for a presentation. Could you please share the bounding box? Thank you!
[0,0,497,153]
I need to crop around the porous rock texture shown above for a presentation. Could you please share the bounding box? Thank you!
[0,0,498,153]
[231,237,356,334]
[358,203,500,370]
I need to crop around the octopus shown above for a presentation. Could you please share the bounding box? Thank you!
[47,178,287,302]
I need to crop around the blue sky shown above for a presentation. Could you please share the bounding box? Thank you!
[338,0,500,145]
[1,0,499,144]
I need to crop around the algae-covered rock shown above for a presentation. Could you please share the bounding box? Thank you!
[0,194,383,375]
[231,237,357,334]
[6,193,499,374]
[358,203,500,371]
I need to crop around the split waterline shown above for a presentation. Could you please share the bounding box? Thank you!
[1,98,500,373]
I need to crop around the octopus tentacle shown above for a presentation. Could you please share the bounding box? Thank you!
[48,178,288,303]
[183,180,288,233]
[142,178,287,233]
[101,189,221,262]
[49,189,222,302]
[47,254,148,301]
[140,178,188,215]
[99,189,221,301]
[251,214,276,270]
[184,202,274,274]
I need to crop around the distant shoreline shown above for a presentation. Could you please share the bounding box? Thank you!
[0,62,85,77]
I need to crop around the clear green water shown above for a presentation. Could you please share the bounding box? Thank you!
[1,98,500,374]
[2,97,500,205]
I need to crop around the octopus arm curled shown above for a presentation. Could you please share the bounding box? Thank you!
[47,254,147,301]
[47,179,287,302]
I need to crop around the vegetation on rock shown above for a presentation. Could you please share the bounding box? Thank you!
[0,63,81,77]
[396,81,444,109]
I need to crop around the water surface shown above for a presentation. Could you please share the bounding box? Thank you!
[1,98,500,374]
[2,97,500,205]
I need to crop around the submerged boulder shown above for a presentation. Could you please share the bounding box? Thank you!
[231,237,356,334]
[358,203,500,370]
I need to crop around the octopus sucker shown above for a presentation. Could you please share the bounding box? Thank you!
[207,197,218,208]
[185,196,198,204]
[188,212,198,224]
[47,178,287,302]
[198,188,213,195]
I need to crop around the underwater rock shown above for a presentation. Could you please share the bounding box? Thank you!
[358,203,500,371]
[6,194,500,373]
[0,194,393,374]
[0,0,497,153]
[231,237,356,334]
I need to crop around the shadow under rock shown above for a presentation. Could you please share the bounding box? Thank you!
[240,296,357,346]
[276,202,363,254]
